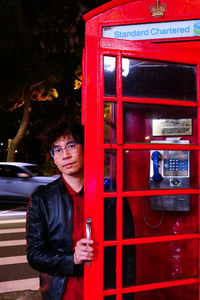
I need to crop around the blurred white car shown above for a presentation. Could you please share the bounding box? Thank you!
[0,162,59,203]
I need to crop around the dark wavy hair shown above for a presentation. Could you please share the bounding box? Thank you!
[42,116,84,151]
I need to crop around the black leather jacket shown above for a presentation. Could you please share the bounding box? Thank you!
[26,176,83,300]
[26,176,136,300]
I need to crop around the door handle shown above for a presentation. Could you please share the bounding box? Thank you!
[85,217,92,266]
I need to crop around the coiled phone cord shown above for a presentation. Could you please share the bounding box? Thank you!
[143,198,165,229]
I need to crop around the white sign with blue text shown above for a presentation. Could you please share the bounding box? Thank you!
[102,20,200,41]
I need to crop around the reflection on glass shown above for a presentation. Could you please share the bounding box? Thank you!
[104,56,116,96]
[123,239,198,287]
[123,150,198,191]
[104,102,117,144]
[104,150,117,192]
[104,296,116,300]
[123,196,198,238]
[123,103,197,144]
[123,283,198,300]
[104,247,116,290]
[122,58,197,101]
[104,198,116,241]
[123,245,136,287]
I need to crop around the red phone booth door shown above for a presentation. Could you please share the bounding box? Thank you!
[84,41,200,300]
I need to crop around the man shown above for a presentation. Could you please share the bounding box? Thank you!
[26,117,94,300]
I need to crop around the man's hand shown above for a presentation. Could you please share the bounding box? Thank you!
[74,238,94,265]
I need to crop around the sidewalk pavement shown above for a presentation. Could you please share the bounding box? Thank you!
[0,290,41,300]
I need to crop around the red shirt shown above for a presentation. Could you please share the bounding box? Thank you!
[62,177,84,300]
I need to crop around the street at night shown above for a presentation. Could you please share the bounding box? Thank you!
[0,202,40,298]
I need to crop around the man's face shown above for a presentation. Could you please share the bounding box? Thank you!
[52,135,84,179]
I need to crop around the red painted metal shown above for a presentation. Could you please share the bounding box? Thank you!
[83,1,200,299]
[102,233,200,246]
[103,278,200,295]
[81,49,86,125]
[104,97,199,107]
[104,189,199,198]
[103,144,200,150]
[84,0,200,23]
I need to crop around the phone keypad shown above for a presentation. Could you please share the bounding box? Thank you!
[164,159,188,171]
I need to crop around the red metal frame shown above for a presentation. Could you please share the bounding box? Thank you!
[83,1,200,299]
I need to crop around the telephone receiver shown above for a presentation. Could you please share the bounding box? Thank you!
[151,151,163,182]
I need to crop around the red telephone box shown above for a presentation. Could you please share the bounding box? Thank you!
[82,1,200,299]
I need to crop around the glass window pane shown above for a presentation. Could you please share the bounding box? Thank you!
[104,296,116,300]
[123,198,135,239]
[123,294,135,300]
[123,284,198,300]
[123,150,198,191]
[123,103,197,144]
[123,239,198,287]
[123,245,136,287]
[123,196,198,239]
[104,56,116,96]
[122,58,197,101]
[104,150,117,192]
[104,198,116,241]
[104,247,116,290]
[104,102,116,144]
